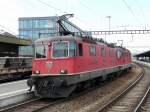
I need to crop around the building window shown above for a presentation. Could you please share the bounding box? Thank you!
[23,20,32,28]
[33,31,40,40]
[19,20,24,29]
[19,31,24,38]
[32,20,39,28]
[23,31,32,39]
[101,47,106,57]
[90,46,96,56]
[19,46,34,56]
[78,43,83,56]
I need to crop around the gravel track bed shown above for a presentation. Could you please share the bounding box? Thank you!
[41,64,142,112]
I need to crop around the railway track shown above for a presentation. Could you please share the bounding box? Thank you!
[0,97,64,112]
[0,63,148,112]
[97,64,150,112]
[0,74,119,112]
[0,81,105,112]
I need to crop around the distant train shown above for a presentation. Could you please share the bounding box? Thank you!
[0,57,32,81]
[27,35,131,98]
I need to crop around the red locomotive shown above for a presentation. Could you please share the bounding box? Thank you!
[27,35,131,98]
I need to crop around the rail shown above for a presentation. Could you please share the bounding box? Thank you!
[0,75,115,112]
[134,86,150,112]
[0,91,35,112]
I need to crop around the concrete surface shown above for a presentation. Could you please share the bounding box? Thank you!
[0,79,29,98]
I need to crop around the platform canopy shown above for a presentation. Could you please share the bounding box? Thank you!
[134,50,150,57]
[0,32,32,46]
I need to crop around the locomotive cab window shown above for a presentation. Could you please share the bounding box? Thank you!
[52,41,68,58]
[35,44,48,58]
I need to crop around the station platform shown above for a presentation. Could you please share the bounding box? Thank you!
[133,60,150,67]
[0,79,35,109]
[0,79,29,99]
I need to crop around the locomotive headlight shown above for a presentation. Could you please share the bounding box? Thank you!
[35,70,40,74]
[60,69,67,74]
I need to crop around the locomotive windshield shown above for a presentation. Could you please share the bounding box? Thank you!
[35,44,48,58]
[53,42,68,58]
[52,41,77,58]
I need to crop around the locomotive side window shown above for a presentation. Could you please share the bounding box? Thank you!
[35,44,48,58]
[69,42,77,57]
[101,47,106,57]
[109,48,113,57]
[52,42,68,58]
[78,43,83,56]
[90,46,96,56]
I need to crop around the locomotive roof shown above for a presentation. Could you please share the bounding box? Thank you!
[34,36,107,46]
[35,36,81,43]
[34,36,130,53]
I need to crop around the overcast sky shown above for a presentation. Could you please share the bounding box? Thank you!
[0,0,150,54]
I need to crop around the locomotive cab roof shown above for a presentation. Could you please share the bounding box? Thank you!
[35,35,81,43]
[34,35,108,46]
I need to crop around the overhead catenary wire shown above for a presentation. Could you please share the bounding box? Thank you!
[27,0,150,34]
[78,1,133,31]
[74,16,98,30]
[0,25,17,36]
[78,1,97,15]
[135,0,147,29]
[35,0,98,31]
[77,1,104,30]
[36,0,66,13]
[121,0,143,27]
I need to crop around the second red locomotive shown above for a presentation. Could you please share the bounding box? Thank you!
[27,35,131,98]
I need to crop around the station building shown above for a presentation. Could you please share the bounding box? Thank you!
[18,15,87,56]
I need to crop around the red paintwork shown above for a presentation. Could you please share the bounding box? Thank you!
[32,39,131,76]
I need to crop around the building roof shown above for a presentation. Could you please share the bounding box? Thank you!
[19,16,58,20]
[134,50,150,57]
[19,15,84,34]
[0,32,32,46]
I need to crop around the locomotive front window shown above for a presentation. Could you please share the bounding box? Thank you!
[53,42,68,58]
[35,44,48,58]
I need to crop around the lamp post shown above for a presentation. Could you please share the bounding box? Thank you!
[106,16,111,31]
[105,16,111,42]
